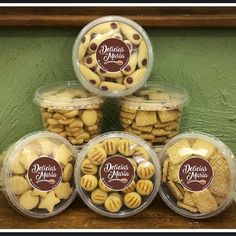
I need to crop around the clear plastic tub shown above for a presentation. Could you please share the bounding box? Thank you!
[119,82,189,146]
[1,131,77,218]
[72,16,153,98]
[74,131,161,218]
[159,131,236,219]
[34,81,105,148]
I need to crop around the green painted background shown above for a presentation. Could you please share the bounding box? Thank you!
[0,28,236,154]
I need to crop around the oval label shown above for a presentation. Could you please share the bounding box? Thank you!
[99,155,135,191]
[96,38,130,72]
[179,157,214,192]
[27,156,62,191]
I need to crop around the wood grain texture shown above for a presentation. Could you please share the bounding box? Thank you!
[0,193,235,229]
[0,7,236,27]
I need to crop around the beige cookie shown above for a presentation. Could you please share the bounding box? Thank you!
[135,111,157,126]
[103,138,120,155]
[69,119,83,128]
[104,194,122,213]
[120,23,142,45]
[99,179,111,192]
[158,110,179,123]
[63,163,73,182]
[192,139,216,159]
[139,133,155,141]
[124,192,141,209]
[131,122,153,133]
[37,138,53,156]
[121,107,137,114]
[91,188,108,205]
[125,127,142,135]
[81,110,97,126]
[120,117,134,125]
[78,34,90,61]
[10,176,30,195]
[32,189,47,198]
[12,154,26,174]
[137,162,155,179]
[152,128,171,136]
[79,64,101,86]
[183,192,196,207]
[19,190,39,210]
[54,182,73,200]
[122,181,136,193]
[81,159,98,175]
[87,145,107,165]
[166,180,184,201]
[136,179,153,195]
[162,159,169,183]
[99,81,126,91]
[167,139,192,165]
[122,52,138,76]
[177,201,198,213]
[120,110,136,120]
[118,139,136,156]
[81,174,98,192]
[123,68,147,88]
[54,144,72,166]
[138,40,148,68]
[38,191,60,213]
[132,146,150,163]
[167,162,181,183]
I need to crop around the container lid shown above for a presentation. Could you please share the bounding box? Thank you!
[2,131,77,218]
[34,81,104,109]
[72,15,153,98]
[159,131,236,219]
[74,131,161,218]
[120,82,189,111]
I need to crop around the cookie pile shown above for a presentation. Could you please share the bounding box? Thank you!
[160,133,234,218]
[120,84,188,145]
[75,132,161,217]
[34,82,104,146]
[73,16,153,96]
[2,132,76,218]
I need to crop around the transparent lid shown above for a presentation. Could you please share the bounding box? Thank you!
[2,131,77,218]
[34,81,104,109]
[120,82,189,110]
[72,15,153,98]
[74,131,161,218]
[159,131,236,219]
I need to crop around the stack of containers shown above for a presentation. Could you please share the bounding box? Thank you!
[0,15,235,220]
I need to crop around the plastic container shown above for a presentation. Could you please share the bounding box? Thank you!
[74,131,161,218]
[119,82,189,146]
[1,131,77,218]
[72,16,153,97]
[159,131,236,219]
[34,81,105,148]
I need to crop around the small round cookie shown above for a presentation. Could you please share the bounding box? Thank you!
[81,159,98,175]
[99,179,111,192]
[81,174,98,191]
[124,192,142,209]
[137,162,155,179]
[63,163,73,182]
[104,194,123,213]
[133,146,150,162]
[103,138,120,155]
[19,190,39,210]
[10,176,30,195]
[81,110,97,126]
[122,181,136,193]
[127,158,138,171]
[118,139,136,156]
[87,145,107,165]
[91,188,108,205]
[136,179,153,195]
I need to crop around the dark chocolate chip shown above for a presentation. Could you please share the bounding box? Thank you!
[101,86,108,91]
[81,36,86,43]
[133,34,140,40]
[126,77,133,84]
[111,22,118,29]
[90,43,97,51]
[90,66,97,72]
[86,57,93,64]
[127,43,132,50]
[142,58,147,66]
[89,80,96,85]
[90,33,96,40]
[124,65,131,72]
[105,77,115,82]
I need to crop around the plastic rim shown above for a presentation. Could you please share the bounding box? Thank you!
[34,81,104,109]
[159,131,236,219]
[2,131,77,219]
[74,131,161,218]
[72,15,153,98]
[120,82,189,111]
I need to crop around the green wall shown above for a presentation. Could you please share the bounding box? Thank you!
[0,28,236,154]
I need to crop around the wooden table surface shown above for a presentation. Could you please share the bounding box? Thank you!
[0,193,235,229]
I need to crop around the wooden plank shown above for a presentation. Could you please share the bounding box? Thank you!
[0,193,236,229]
[0,7,235,27]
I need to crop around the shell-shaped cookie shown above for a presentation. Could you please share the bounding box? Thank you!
[104,194,123,213]
[87,146,107,165]
[137,161,155,179]
[117,139,136,156]
[103,138,120,155]
[91,188,108,205]
[132,146,150,163]
[136,179,153,195]
[124,192,142,209]
[122,180,136,193]
[99,179,111,192]
[81,159,98,175]
[81,174,98,191]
